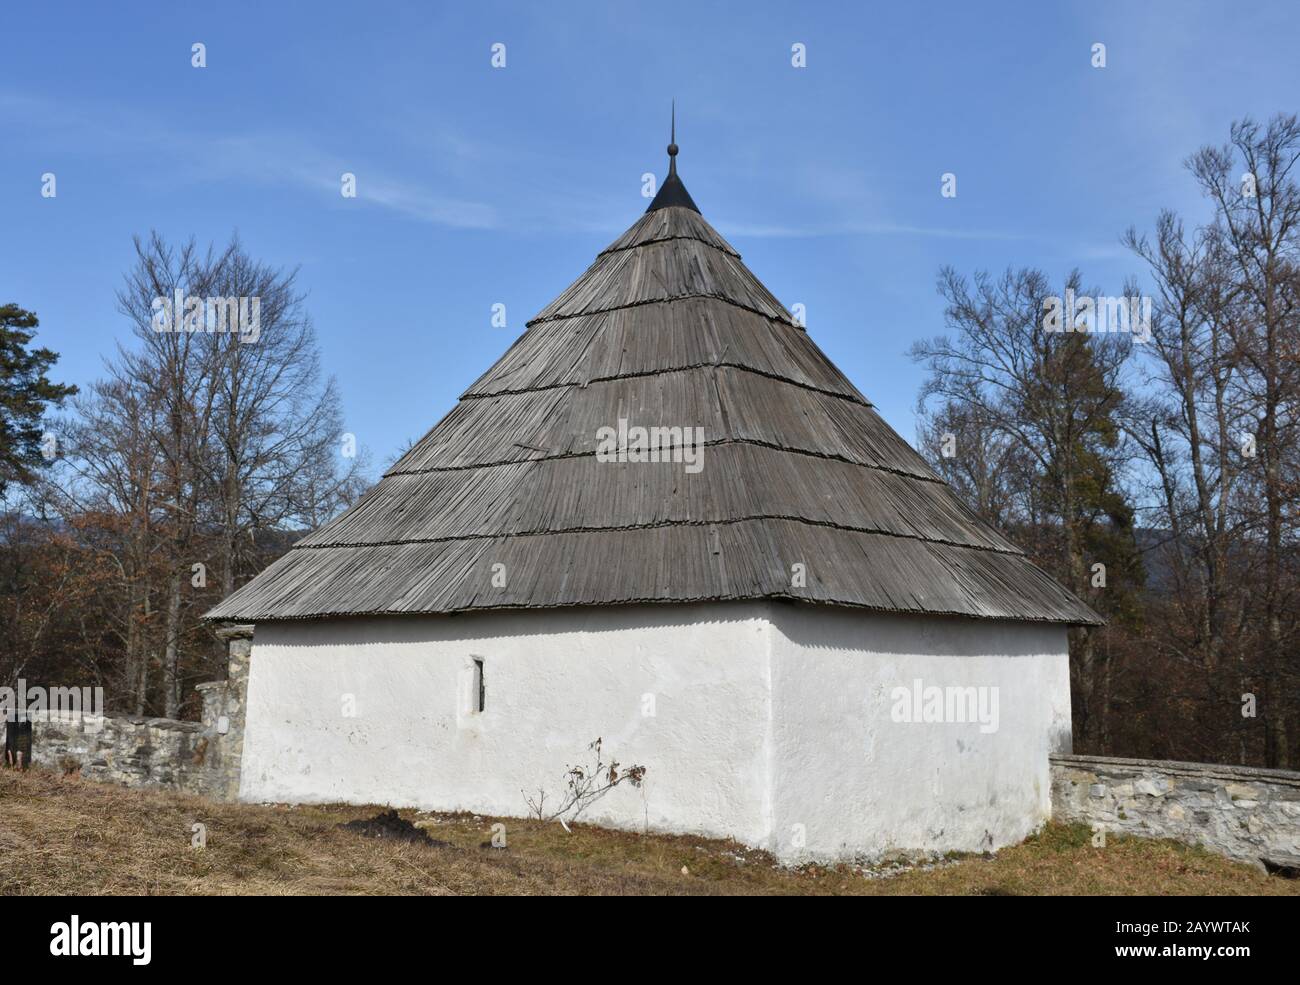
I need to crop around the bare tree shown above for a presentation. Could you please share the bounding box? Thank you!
[911,266,1141,747]
[52,232,367,717]
[57,377,169,713]
[1123,213,1255,760]
[187,242,367,603]
[1181,116,1300,766]
[113,234,231,715]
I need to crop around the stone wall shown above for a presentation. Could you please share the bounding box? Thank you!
[24,624,252,800]
[1051,754,1300,870]
[30,713,212,792]
[192,623,252,800]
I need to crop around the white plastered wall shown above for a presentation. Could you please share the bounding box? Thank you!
[239,603,775,846]
[240,602,1071,861]
[766,604,1072,860]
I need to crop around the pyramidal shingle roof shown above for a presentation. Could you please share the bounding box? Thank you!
[208,147,1101,626]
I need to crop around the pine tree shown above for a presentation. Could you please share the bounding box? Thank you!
[0,304,77,495]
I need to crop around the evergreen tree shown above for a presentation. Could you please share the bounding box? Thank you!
[0,304,77,495]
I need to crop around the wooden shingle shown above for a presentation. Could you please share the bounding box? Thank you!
[208,205,1101,626]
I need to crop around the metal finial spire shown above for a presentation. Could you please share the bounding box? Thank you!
[646,100,700,214]
[667,99,678,176]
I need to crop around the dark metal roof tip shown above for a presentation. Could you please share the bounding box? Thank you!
[646,101,701,214]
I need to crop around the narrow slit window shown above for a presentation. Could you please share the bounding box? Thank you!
[472,658,485,713]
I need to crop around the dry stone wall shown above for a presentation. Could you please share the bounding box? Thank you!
[31,713,210,791]
[24,624,252,799]
[1051,753,1300,870]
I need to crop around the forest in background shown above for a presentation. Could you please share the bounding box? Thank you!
[1,235,367,720]
[2,115,1296,767]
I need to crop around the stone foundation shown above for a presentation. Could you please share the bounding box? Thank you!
[1051,754,1300,870]
[23,623,252,799]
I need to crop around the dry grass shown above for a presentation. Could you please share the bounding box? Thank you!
[1,769,1295,896]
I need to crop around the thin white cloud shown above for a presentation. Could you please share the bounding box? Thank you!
[715,219,1028,241]
[1,90,500,230]
[205,133,501,229]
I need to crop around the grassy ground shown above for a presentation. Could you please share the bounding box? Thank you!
[1,768,1294,896]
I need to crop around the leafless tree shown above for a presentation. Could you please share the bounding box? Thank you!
[1126,115,1300,766]
[911,266,1139,746]
[50,232,367,717]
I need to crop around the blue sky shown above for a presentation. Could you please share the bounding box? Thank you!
[5,1,1298,475]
